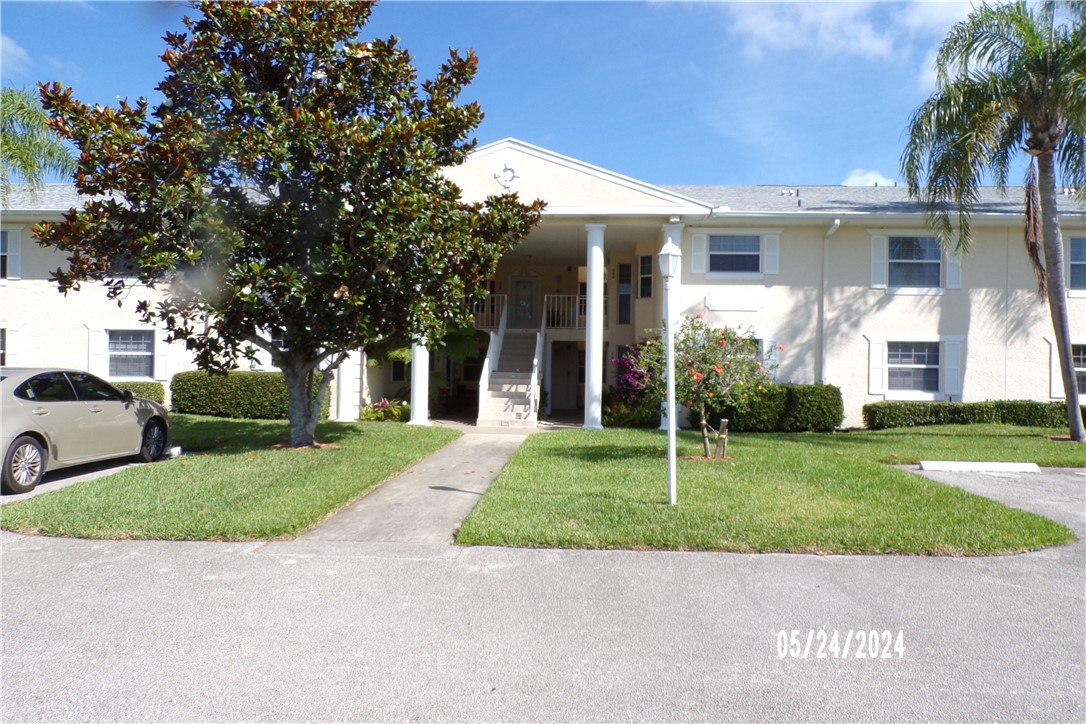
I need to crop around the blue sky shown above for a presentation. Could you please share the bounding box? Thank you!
[1,0,979,186]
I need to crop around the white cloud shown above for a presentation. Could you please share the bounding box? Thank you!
[894,1,973,35]
[722,2,895,60]
[1,33,30,76]
[842,169,897,186]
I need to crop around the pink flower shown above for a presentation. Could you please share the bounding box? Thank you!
[696,313,704,319]
[713,364,722,374]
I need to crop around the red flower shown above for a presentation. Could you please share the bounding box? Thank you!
[714,364,722,373]
[694,372,703,382]
[696,313,704,319]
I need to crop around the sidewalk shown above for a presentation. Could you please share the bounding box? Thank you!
[298,423,532,544]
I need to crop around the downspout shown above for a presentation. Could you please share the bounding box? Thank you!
[818,218,841,383]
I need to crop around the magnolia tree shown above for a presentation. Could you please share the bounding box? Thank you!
[35,0,543,446]
[616,315,777,458]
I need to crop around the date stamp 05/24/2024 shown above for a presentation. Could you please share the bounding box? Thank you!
[776,629,906,660]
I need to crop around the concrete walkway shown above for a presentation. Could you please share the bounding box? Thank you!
[299,424,532,544]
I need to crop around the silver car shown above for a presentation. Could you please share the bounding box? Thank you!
[1,368,170,494]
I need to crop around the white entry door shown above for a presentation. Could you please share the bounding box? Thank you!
[511,277,539,328]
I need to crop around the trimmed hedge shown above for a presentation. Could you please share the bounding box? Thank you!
[170,370,331,420]
[112,381,166,405]
[862,400,1085,430]
[709,384,845,433]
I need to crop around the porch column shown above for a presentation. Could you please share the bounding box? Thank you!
[659,222,684,431]
[408,340,430,426]
[584,223,606,429]
[334,349,364,422]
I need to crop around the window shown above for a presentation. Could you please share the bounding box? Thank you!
[1074,345,1086,393]
[889,236,941,287]
[15,372,76,402]
[0,230,16,279]
[0,328,5,366]
[391,360,408,382]
[691,229,779,278]
[1071,237,1085,291]
[108,331,155,378]
[638,255,653,298]
[69,372,124,402]
[617,263,632,324]
[709,235,760,273]
[888,342,940,392]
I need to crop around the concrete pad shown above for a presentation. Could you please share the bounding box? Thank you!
[919,460,1041,472]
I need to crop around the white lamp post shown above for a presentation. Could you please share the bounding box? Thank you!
[658,239,681,506]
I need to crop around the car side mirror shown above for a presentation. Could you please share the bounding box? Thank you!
[122,390,134,403]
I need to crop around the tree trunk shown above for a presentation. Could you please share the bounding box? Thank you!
[1037,153,1085,442]
[699,418,712,458]
[281,359,335,447]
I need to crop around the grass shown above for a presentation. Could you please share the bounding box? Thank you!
[0,415,459,541]
[454,425,1081,554]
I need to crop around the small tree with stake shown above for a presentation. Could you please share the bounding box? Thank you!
[621,315,776,459]
[35,0,544,446]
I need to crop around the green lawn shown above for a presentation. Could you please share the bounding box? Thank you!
[454,425,1081,554]
[0,415,459,540]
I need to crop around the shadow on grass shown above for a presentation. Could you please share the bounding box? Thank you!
[171,416,362,455]
[544,441,668,463]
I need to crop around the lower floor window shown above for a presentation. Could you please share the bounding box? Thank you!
[0,328,5,366]
[888,342,939,392]
[1074,344,1086,393]
[109,330,154,378]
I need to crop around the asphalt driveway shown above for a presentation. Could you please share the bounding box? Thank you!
[2,466,1083,722]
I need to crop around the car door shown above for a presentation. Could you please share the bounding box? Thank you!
[65,372,141,459]
[13,372,83,463]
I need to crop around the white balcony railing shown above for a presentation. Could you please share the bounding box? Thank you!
[471,295,507,330]
[543,295,606,330]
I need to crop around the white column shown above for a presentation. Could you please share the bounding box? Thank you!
[659,222,684,432]
[584,223,606,429]
[408,340,431,426]
[334,349,364,422]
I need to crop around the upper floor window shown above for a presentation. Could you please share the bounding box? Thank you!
[0,328,6,366]
[710,235,761,273]
[871,232,960,293]
[691,229,781,280]
[1070,237,1085,291]
[638,255,653,298]
[109,330,155,378]
[0,229,21,280]
[617,264,632,324]
[889,237,941,287]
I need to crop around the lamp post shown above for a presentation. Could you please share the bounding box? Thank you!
[658,239,681,506]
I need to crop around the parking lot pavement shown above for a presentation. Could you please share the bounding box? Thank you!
[3,464,1084,722]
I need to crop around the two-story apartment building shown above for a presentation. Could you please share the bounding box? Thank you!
[3,138,1084,428]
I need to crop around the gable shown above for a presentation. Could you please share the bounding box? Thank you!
[444,138,712,216]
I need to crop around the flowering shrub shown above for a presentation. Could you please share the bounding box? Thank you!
[359,398,411,422]
[615,315,778,456]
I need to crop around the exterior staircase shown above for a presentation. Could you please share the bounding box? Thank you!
[477,330,539,428]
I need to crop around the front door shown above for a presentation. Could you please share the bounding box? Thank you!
[510,276,539,329]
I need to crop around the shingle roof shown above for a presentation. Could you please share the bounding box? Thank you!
[0,184,84,212]
[662,185,1037,215]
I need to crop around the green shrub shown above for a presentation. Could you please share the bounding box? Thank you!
[862,400,1082,430]
[112,381,166,405]
[710,384,844,432]
[170,370,331,420]
[359,398,411,422]
[602,388,660,428]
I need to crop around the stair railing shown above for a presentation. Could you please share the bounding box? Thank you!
[528,329,544,422]
[478,300,508,419]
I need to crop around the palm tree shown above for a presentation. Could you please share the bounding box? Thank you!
[0,86,76,196]
[902,1,1086,442]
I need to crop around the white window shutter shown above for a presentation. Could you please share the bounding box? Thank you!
[6,230,21,279]
[944,340,962,396]
[5,327,19,365]
[868,339,885,394]
[762,336,779,379]
[946,251,962,289]
[870,235,888,288]
[88,329,108,376]
[691,234,707,274]
[763,235,780,275]
[153,329,169,380]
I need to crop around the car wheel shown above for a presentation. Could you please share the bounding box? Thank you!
[139,420,167,463]
[3,436,45,494]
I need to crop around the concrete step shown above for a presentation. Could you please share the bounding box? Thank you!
[476,417,538,429]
